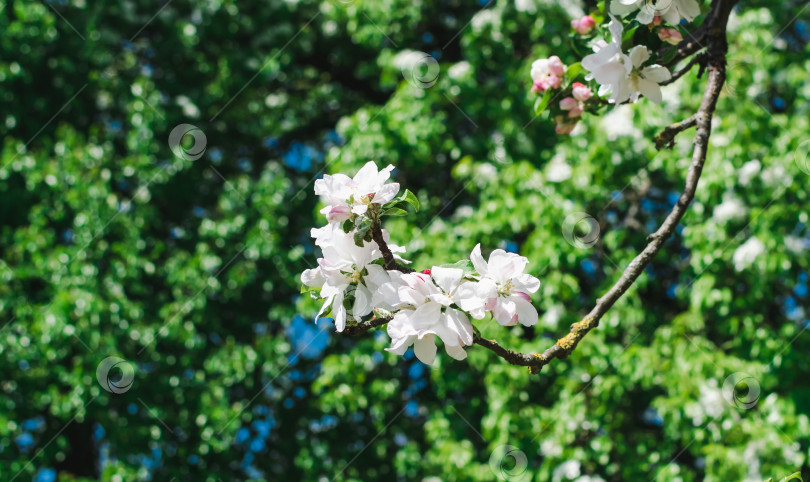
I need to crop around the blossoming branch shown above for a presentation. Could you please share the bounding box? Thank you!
[302,0,740,373]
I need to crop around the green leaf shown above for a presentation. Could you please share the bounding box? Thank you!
[382,207,408,216]
[342,219,353,233]
[353,223,370,246]
[385,189,420,212]
[401,189,419,211]
[566,62,583,80]
[534,89,552,114]
[780,473,803,482]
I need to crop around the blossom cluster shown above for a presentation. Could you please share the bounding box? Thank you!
[301,162,541,365]
[529,1,705,133]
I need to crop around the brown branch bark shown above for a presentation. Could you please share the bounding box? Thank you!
[370,208,414,273]
[654,114,698,150]
[342,315,391,335]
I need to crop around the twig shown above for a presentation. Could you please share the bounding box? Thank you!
[475,0,738,374]
[370,209,414,273]
[343,315,391,335]
[654,114,698,150]
[659,24,708,69]
[661,52,707,86]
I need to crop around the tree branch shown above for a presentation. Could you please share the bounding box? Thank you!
[661,51,707,86]
[342,315,391,335]
[654,114,698,150]
[471,0,737,373]
[660,24,708,69]
[370,209,414,273]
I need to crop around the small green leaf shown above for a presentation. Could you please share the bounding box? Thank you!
[382,207,408,216]
[385,189,419,212]
[534,89,552,114]
[566,62,583,79]
[353,224,370,246]
[780,473,803,482]
[401,189,419,211]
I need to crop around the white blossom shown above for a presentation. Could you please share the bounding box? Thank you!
[314,161,400,222]
[733,237,765,272]
[470,244,540,327]
[384,268,478,364]
[301,226,387,332]
[582,18,671,104]
[738,159,761,185]
[611,0,701,25]
[712,194,747,224]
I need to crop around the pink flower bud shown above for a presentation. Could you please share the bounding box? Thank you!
[547,56,566,77]
[658,27,684,45]
[571,15,596,35]
[531,81,543,93]
[326,205,351,223]
[560,97,583,117]
[554,117,577,135]
[422,269,432,275]
[571,82,592,101]
[560,97,578,110]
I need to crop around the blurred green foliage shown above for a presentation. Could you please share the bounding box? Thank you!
[1,0,809,480]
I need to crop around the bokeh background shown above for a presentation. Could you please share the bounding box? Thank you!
[1,0,810,480]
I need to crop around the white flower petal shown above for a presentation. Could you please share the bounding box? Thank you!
[444,343,468,361]
[414,336,437,365]
[352,283,373,318]
[444,308,474,346]
[333,291,347,332]
[513,295,539,327]
[385,334,414,355]
[493,298,518,326]
[301,268,325,288]
[642,65,672,83]
[409,301,443,331]
[628,45,650,68]
[374,182,400,205]
[636,78,663,104]
[513,273,541,293]
[431,266,463,294]
[470,244,488,277]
